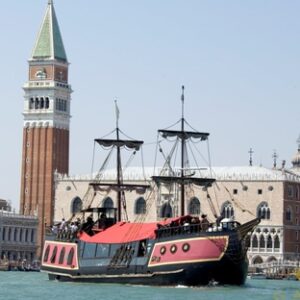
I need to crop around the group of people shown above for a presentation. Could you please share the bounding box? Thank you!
[50,213,107,239]
[50,218,82,239]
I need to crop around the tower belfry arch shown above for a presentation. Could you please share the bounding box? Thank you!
[20,0,71,257]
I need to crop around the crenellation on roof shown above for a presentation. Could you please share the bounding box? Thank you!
[55,165,300,183]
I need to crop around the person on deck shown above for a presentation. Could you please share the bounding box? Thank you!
[200,214,210,231]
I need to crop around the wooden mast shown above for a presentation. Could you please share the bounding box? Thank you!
[180,85,185,216]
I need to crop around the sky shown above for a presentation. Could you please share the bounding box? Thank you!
[1,0,300,210]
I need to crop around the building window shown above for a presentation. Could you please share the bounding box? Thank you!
[252,235,258,248]
[135,197,146,215]
[267,235,272,249]
[160,203,173,218]
[45,97,50,109]
[288,185,294,198]
[285,206,292,222]
[259,235,265,249]
[233,189,238,195]
[274,235,280,249]
[71,197,82,214]
[257,202,271,219]
[103,197,114,208]
[221,201,234,219]
[2,228,5,241]
[258,189,263,195]
[188,197,200,215]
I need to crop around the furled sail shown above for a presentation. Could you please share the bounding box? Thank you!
[95,139,143,150]
[158,130,209,140]
[152,175,215,187]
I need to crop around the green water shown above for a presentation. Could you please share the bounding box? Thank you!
[0,272,299,300]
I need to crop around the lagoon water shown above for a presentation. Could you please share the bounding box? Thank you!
[1,272,299,300]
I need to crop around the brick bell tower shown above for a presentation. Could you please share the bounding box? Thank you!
[20,0,71,255]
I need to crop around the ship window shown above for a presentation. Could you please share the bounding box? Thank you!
[109,244,121,257]
[170,244,177,254]
[67,248,74,266]
[59,247,66,264]
[50,246,58,263]
[43,245,50,262]
[135,197,146,215]
[95,244,109,258]
[83,243,97,258]
[188,197,200,215]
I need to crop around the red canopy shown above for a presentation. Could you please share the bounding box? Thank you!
[79,216,193,244]
[79,222,158,244]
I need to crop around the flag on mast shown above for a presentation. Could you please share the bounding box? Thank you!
[115,99,120,127]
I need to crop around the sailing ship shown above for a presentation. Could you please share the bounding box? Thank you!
[41,88,260,286]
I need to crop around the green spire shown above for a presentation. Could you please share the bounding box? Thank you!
[31,1,67,62]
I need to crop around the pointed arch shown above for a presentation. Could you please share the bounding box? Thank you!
[252,235,258,248]
[274,235,280,249]
[188,197,200,215]
[259,235,265,249]
[267,235,272,249]
[135,197,146,215]
[160,203,173,218]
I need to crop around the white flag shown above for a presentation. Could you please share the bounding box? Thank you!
[115,100,120,124]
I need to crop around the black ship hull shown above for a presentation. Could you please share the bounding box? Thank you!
[41,218,259,286]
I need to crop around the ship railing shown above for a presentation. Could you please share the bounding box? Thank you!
[156,223,204,239]
[45,226,78,242]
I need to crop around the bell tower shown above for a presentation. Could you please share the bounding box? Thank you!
[20,0,71,255]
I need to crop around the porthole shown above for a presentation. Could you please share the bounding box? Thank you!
[160,246,166,255]
[182,243,190,252]
[170,244,177,254]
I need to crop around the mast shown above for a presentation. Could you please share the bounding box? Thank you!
[116,100,122,221]
[180,86,185,216]
[92,101,148,222]
[152,86,215,218]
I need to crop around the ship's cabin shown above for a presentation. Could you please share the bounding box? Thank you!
[82,207,117,234]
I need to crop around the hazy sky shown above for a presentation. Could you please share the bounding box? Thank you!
[1,0,300,209]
